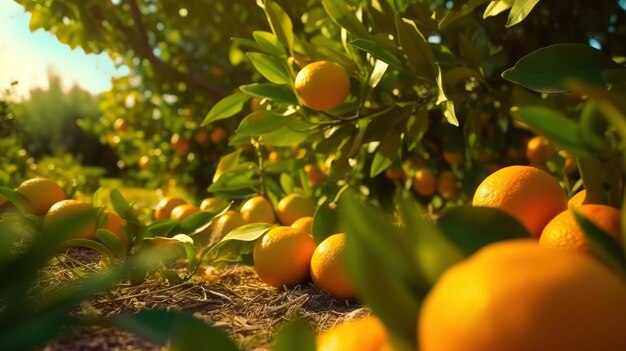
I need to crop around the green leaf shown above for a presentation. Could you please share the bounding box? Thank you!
[506,0,540,27]
[178,212,215,235]
[312,201,340,244]
[96,229,126,259]
[261,119,312,147]
[239,83,298,105]
[206,223,272,263]
[264,0,294,53]
[214,150,243,183]
[168,313,239,351]
[511,106,592,156]
[236,110,291,137]
[0,187,28,213]
[574,209,626,278]
[208,167,260,199]
[369,59,390,89]
[370,132,402,178]
[247,53,291,85]
[395,16,435,79]
[348,39,404,70]
[202,93,251,126]
[110,188,133,219]
[142,220,179,239]
[437,206,531,255]
[406,108,429,151]
[322,0,371,39]
[253,31,286,57]
[439,0,490,29]
[279,173,295,195]
[483,0,514,18]
[272,319,316,351]
[502,44,621,93]
[441,100,459,127]
[64,238,116,263]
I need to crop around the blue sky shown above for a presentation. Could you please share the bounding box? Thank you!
[0,1,127,99]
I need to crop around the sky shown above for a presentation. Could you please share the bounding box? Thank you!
[0,1,128,99]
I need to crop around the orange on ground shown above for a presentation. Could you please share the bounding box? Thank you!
[103,210,128,247]
[154,196,186,220]
[170,133,190,154]
[170,204,200,221]
[316,315,391,351]
[419,239,626,351]
[240,196,276,224]
[210,126,227,144]
[443,151,464,166]
[295,61,350,111]
[305,164,326,188]
[540,204,621,255]
[310,233,355,300]
[413,168,436,197]
[291,216,313,235]
[44,200,97,239]
[526,135,555,164]
[16,177,65,215]
[211,210,245,238]
[194,129,210,145]
[276,193,316,226]
[253,226,316,288]
[472,165,567,237]
[568,189,587,207]
[437,171,459,200]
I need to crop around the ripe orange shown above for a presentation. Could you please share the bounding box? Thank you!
[199,197,226,212]
[276,193,316,226]
[316,315,391,351]
[211,210,245,238]
[472,165,567,237]
[154,197,186,220]
[194,128,210,145]
[291,216,313,235]
[240,196,276,224]
[170,204,200,221]
[294,61,350,111]
[170,133,190,154]
[210,126,227,144]
[310,233,355,299]
[44,200,97,239]
[540,204,622,255]
[559,150,577,175]
[304,164,326,188]
[437,171,459,200]
[568,189,587,207]
[413,168,436,197]
[443,150,464,166]
[16,177,65,215]
[102,209,128,247]
[268,151,280,163]
[526,135,555,164]
[253,226,317,288]
[138,155,150,170]
[419,239,626,351]
[384,167,404,182]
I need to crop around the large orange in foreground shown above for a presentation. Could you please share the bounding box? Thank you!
[16,177,65,215]
[540,204,622,255]
[253,226,316,288]
[310,233,355,299]
[295,61,350,111]
[419,239,626,351]
[316,315,391,351]
[472,165,567,237]
[44,200,97,239]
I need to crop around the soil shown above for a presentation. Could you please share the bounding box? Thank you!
[39,249,366,351]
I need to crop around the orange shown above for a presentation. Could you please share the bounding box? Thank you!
[44,200,97,239]
[559,150,577,175]
[210,126,227,144]
[253,226,317,288]
[102,209,128,247]
[194,128,210,145]
[199,197,227,212]
[568,189,587,207]
[138,155,150,170]
[316,315,391,351]
[384,167,404,182]
[291,216,313,235]
[210,210,245,238]
[437,171,459,200]
[170,133,190,154]
[295,61,350,111]
[305,164,326,188]
[443,151,464,166]
[170,204,200,221]
[472,165,567,237]
[240,196,276,224]
[310,233,354,299]
[419,239,626,351]
[413,168,436,197]
[113,118,128,132]
[16,177,65,215]
[540,204,621,255]
[526,135,555,164]
[268,151,280,163]
[276,193,316,226]
[154,196,186,220]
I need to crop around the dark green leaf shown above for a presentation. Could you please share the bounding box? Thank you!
[110,189,133,219]
[0,187,28,213]
[406,108,429,151]
[96,229,126,259]
[264,0,294,53]
[395,15,435,79]
[370,132,402,177]
[272,319,316,351]
[247,53,291,85]
[169,313,239,351]
[322,0,371,39]
[279,173,295,195]
[312,201,340,244]
[574,209,626,277]
[178,212,215,235]
[206,223,272,263]
[237,110,290,137]
[502,44,621,93]
[253,31,286,57]
[142,220,179,239]
[203,93,251,126]
[437,206,531,255]
[439,0,490,28]
[239,83,298,105]
[261,119,313,147]
[348,39,404,70]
